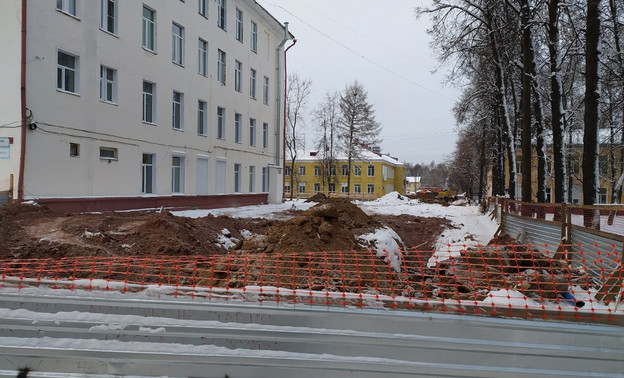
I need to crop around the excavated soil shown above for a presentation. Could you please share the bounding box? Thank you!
[0,199,450,260]
[1,200,591,308]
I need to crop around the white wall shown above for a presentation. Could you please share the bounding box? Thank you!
[0,0,24,195]
[20,0,285,199]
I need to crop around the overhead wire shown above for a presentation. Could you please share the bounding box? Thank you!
[258,0,455,101]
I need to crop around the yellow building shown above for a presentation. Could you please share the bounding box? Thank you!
[499,144,624,204]
[285,149,405,199]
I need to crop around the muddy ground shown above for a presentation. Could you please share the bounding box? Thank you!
[0,199,598,311]
[0,198,452,260]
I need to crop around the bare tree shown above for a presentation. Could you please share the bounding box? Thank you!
[338,82,381,196]
[285,73,312,199]
[583,0,601,228]
[548,0,568,205]
[314,91,340,194]
[420,1,519,199]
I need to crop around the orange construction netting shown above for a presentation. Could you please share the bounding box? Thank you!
[1,243,622,324]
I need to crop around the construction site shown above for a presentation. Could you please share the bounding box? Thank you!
[1,195,623,376]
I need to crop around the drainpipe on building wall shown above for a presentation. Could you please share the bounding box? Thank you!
[18,0,28,202]
[281,39,297,201]
[274,23,290,168]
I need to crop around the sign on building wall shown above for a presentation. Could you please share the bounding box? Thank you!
[0,137,10,159]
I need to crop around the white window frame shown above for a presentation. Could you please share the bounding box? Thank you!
[262,166,269,192]
[142,153,155,194]
[57,50,79,94]
[342,165,349,176]
[236,8,243,42]
[298,165,305,176]
[249,68,257,99]
[234,113,242,143]
[354,165,361,177]
[142,80,156,124]
[172,22,185,65]
[298,182,306,194]
[56,0,77,17]
[249,118,256,146]
[341,184,349,194]
[234,163,241,193]
[329,183,336,193]
[100,0,117,34]
[367,184,375,194]
[598,187,608,204]
[546,186,552,203]
[263,76,269,105]
[354,184,361,194]
[367,164,375,176]
[314,166,321,176]
[198,38,208,76]
[249,165,256,193]
[198,0,208,17]
[99,65,117,103]
[142,6,156,52]
[217,49,226,85]
[217,0,227,30]
[217,106,226,139]
[172,91,184,130]
[262,122,269,149]
[172,155,185,193]
[250,20,258,52]
[99,147,118,161]
[234,60,242,92]
[197,100,207,135]
[314,183,320,193]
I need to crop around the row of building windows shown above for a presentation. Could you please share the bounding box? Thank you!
[58,0,259,53]
[516,154,623,177]
[285,182,376,194]
[145,81,271,146]
[59,46,271,105]
[285,164,376,177]
[70,143,269,194]
[57,54,270,146]
[57,2,271,104]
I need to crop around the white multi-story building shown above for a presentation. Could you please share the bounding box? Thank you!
[0,0,292,212]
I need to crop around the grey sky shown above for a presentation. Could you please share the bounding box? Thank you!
[256,0,460,164]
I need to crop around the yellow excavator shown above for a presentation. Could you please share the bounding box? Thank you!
[437,188,458,201]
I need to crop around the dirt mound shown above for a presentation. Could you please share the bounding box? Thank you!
[0,200,462,261]
[408,192,450,206]
[305,192,327,202]
[235,198,379,253]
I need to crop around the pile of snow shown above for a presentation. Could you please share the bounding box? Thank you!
[216,228,239,251]
[357,227,403,272]
[173,200,314,219]
[358,195,499,252]
[358,191,418,206]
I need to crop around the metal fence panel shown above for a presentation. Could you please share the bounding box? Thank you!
[0,293,623,378]
[503,214,563,252]
[569,227,623,279]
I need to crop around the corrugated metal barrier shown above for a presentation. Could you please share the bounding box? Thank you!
[0,292,623,377]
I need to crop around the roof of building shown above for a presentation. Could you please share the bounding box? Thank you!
[289,149,404,167]
[252,1,295,39]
